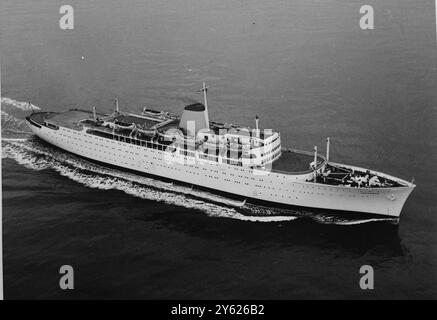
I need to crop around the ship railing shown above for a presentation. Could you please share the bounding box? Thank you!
[86,128,173,151]
[86,126,274,168]
[198,135,280,153]
[270,168,316,175]
[186,138,266,151]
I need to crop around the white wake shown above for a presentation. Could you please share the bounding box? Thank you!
[1,97,40,111]
[2,138,300,222]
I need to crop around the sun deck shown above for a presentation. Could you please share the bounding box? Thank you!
[272,149,325,174]
[28,109,99,130]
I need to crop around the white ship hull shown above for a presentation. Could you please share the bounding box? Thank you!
[27,121,415,218]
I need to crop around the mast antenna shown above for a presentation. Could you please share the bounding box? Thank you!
[313,146,318,180]
[203,81,210,129]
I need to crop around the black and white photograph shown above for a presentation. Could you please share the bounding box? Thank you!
[0,0,436,303]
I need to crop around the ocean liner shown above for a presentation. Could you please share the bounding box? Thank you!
[26,83,415,218]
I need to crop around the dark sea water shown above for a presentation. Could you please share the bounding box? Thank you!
[1,0,437,299]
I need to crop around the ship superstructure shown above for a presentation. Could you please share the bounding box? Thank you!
[26,83,415,218]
